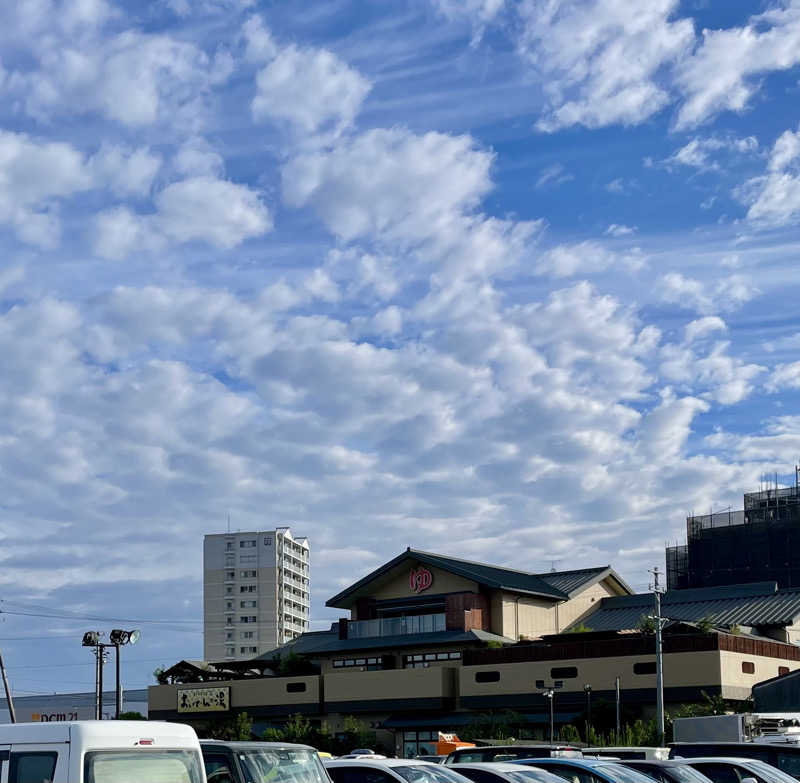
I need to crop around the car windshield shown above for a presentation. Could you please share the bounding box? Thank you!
[84,750,205,783]
[236,748,330,783]
[509,770,567,783]
[391,764,472,783]
[745,761,800,783]
[665,766,714,783]
[594,764,659,783]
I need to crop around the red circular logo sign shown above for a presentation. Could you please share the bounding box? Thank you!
[409,567,433,593]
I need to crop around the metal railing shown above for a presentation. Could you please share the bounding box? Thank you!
[347,613,446,639]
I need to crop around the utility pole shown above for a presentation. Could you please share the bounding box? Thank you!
[649,567,666,746]
[0,648,16,723]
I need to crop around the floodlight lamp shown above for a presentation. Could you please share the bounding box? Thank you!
[128,629,141,645]
[82,631,101,647]
[110,629,128,645]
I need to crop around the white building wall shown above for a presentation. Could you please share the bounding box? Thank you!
[203,528,310,661]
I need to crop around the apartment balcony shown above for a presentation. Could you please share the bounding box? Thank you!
[347,613,446,639]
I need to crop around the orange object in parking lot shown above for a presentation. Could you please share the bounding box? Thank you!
[436,733,475,756]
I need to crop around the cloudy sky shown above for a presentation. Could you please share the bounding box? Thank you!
[1,0,800,695]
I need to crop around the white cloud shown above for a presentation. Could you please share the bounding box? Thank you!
[173,137,225,178]
[536,240,644,278]
[518,0,694,131]
[0,131,157,248]
[658,272,758,315]
[4,19,227,128]
[605,224,636,237]
[93,176,272,259]
[684,316,726,343]
[283,128,494,245]
[740,126,800,227]
[675,2,800,129]
[665,135,758,171]
[766,362,800,393]
[249,21,371,136]
[535,163,573,189]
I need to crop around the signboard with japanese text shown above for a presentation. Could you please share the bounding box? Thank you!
[177,686,230,713]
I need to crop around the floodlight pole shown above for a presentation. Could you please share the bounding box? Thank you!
[115,642,122,719]
[650,567,666,746]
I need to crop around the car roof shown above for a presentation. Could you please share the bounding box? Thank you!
[620,761,690,766]
[452,762,558,772]
[201,740,316,751]
[454,746,578,752]
[516,760,598,768]
[678,758,764,765]
[327,760,437,767]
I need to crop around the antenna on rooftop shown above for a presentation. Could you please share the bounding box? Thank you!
[227,513,230,534]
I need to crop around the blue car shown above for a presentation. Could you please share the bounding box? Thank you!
[512,758,660,783]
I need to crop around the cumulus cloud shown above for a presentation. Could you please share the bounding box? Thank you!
[518,0,694,131]
[93,176,272,259]
[0,131,158,248]
[247,17,371,137]
[766,362,800,393]
[739,125,800,226]
[658,272,758,315]
[2,6,228,128]
[536,240,644,277]
[674,2,800,129]
[665,135,758,171]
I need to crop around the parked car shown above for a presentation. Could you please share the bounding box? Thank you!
[326,757,474,783]
[452,761,576,783]
[444,746,583,765]
[416,756,447,764]
[0,720,205,783]
[587,749,670,761]
[670,746,800,780]
[511,757,661,783]
[201,740,332,783]
[675,757,800,783]
[616,759,717,783]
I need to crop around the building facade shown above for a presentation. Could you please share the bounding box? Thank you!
[203,527,310,661]
[667,471,800,590]
[155,549,800,753]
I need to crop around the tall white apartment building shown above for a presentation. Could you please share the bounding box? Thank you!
[203,527,310,661]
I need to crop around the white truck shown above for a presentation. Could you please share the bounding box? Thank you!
[0,719,205,782]
[673,714,800,744]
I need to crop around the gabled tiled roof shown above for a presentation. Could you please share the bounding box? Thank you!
[326,549,631,608]
[581,581,800,632]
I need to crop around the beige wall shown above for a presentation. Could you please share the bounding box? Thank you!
[364,565,479,603]
[499,593,558,640]
[148,675,321,713]
[459,651,723,697]
[556,581,620,632]
[720,650,800,700]
[324,666,456,702]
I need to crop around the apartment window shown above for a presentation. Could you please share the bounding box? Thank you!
[240,540,257,548]
[225,632,233,641]
[239,615,257,623]
[240,570,257,578]
[475,671,500,683]
[265,537,273,546]
[225,556,235,567]
[225,571,235,580]
[780,666,790,676]
[286,682,307,693]
[226,542,233,551]
[742,661,755,674]
[240,585,257,593]
[536,680,545,688]
[242,631,255,639]
[240,554,257,563]
[225,601,233,610]
[551,666,578,679]
[634,661,657,675]
[225,617,233,627]
[225,586,233,595]
[240,600,257,608]
[225,646,235,656]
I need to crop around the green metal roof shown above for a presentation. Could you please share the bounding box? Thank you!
[326,549,628,608]
[581,581,800,632]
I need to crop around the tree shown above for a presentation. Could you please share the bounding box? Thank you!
[153,666,169,685]
[460,710,523,742]
[117,711,146,720]
[559,724,581,743]
[565,622,593,633]
[637,615,657,635]
[202,712,254,740]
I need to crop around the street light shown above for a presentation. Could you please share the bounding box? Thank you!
[542,688,555,744]
[583,684,592,742]
[82,629,140,719]
[109,629,140,720]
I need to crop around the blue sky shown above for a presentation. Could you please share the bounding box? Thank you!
[1,0,800,696]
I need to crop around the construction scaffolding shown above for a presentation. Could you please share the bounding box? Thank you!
[666,469,800,590]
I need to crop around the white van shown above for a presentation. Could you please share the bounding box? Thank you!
[0,719,205,783]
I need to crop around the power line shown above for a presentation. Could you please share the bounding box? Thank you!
[0,610,202,631]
